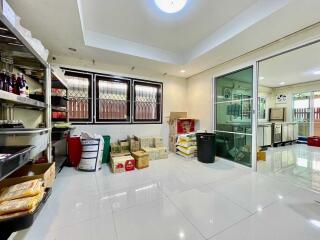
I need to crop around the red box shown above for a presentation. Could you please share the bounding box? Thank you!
[177,119,195,134]
[307,136,320,147]
[111,155,135,173]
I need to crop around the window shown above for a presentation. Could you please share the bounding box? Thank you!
[133,80,163,123]
[64,71,93,123]
[63,68,163,124]
[95,75,131,123]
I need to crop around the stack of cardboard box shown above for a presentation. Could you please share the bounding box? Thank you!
[110,139,132,173]
[140,135,168,160]
[110,135,168,173]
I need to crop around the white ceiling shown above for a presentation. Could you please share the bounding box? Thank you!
[259,41,320,88]
[80,0,257,54]
[7,0,320,78]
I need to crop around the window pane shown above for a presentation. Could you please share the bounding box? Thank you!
[134,82,162,122]
[96,77,130,122]
[64,72,92,122]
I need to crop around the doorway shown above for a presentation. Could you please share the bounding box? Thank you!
[257,41,320,191]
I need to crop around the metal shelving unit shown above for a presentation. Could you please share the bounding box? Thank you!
[0,1,51,238]
[51,67,71,174]
[0,90,47,109]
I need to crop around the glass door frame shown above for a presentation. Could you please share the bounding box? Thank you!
[212,64,258,170]
[212,38,320,171]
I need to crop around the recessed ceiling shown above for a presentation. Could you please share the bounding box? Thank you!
[259,41,320,88]
[7,0,320,78]
[79,0,257,55]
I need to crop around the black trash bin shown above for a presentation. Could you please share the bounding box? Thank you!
[196,133,216,163]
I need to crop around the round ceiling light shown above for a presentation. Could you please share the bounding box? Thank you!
[154,0,188,14]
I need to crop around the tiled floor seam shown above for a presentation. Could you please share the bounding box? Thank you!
[207,187,255,215]
[162,193,207,240]
[204,213,254,240]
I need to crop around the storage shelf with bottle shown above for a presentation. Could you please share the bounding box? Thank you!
[0,1,52,237]
[51,67,73,174]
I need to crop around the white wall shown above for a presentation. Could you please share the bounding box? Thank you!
[269,80,320,122]
[187,25,320,131]
[52,56,188,147]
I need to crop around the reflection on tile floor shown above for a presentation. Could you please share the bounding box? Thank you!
[12,154,320,240]
[258,144,320,192]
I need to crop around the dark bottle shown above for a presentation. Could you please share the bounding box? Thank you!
[0,69,5,90]
[4,71,11,92]
[11,73,17,94]
[19,73,27,97]
[16,73,23,95]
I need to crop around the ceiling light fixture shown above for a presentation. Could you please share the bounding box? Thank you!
[180,69,186,73]
[154,0,188,14]
[279,82,286,86]
[313,70,320,75]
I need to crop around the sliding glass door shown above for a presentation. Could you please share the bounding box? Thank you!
[214,67,253,167]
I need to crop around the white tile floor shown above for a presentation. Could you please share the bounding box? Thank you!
[13,154,320,240]
[258,144,320,192]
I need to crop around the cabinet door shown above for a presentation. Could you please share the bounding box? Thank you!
[264,126,272,146]
[287,124,294,141]
[282,124,288,142]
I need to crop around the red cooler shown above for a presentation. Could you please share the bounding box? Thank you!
[307,136,320,147]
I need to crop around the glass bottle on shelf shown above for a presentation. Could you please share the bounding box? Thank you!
[6,71,12,93]
[16,73,23,95]
[19,73,27,97]
[0,69,5,90]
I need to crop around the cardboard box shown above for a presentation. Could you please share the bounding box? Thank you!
[173,119,196,134]
[132,151,149,169]
[141,147,157,161]
[111,143,121,154]
[168,112,197,135]
[128,137,140,152]
[153,137,164,148]
[0,163,55,188]
[137,136,153,149]
[169,135,177,153]
[169,112,188,119]
[111,152,131,158]
[257,151,266,161]
[111,155,135,173]
[119,140,130,153]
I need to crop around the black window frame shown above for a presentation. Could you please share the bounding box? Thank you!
[132,79,163,124]
[95,74,131,124]
[64,70,93,123]
[62,68,163,125]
